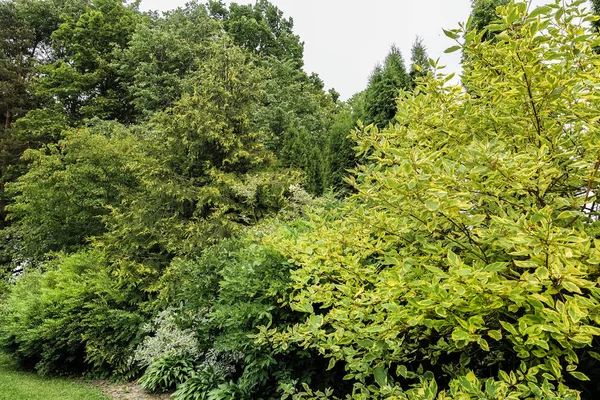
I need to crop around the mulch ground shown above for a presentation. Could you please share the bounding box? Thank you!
[92,380,172,400]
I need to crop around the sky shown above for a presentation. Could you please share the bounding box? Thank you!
[140,0,554,100]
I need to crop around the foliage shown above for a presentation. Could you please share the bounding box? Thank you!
[208,0,304,67]
[100,40,300,273]
[5,124,141,261]
[0,250,145,379]
[593,0,600,32]
[133,308,203,369]
[467,0,510,41]
[363,45,410,128]
[0,0,346,393]
[409,36,431,88]
[171,366,228,400]
[0,0,76,229]
[33,0,140,123]
[252,57,335,194]
[262,2,600,399]
[118,2,218,117]
[159,230,342,398]
[326,92,365,193]
[138,355,195,393]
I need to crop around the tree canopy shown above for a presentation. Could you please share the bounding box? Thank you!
[3,1,600,400]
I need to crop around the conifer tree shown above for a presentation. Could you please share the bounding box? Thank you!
[468,0,510,41]
[363,45,410,128]
[409,36,431,88]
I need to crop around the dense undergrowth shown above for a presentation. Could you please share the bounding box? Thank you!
[2,0,600,399]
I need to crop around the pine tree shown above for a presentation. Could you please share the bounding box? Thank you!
[467,0,510,41]
[363,45,410,128]
[409,36,431,88]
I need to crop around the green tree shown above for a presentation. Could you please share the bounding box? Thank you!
[100,39,299,277]
[208,0,304,67]
[0,0,87,263]
[363,45,410,128]
[33,0,140,123]
[118,2,218,117]
[326,91,365,193]
[467,0,510,41]
[264,2,600,398]
[409,36,431,88]
[252,57,335,194]
[5,123,142,261]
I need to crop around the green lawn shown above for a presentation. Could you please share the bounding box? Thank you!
[0,353,110,400]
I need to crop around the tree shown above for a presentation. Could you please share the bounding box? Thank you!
[264,2,600,398]
[252,57,335,194]
[326,91,366,193]
[208,0,304,68]
[118,2,218,117]
[363,45,410,128]
[0,0,85,230]
[100,39,299,273]
[33,0,140,124]
[467,0,510,41]
[5,122,142,261]
[409,36,431,88]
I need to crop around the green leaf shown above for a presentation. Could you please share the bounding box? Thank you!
[396,365,408,378]
[447,250,461,267]
[529,5,552,19]
[569,371,590,381]
[452,329,470,342]
[327,357,336,371]
[444,45,462,54]
[373,366,388,387]
[443,28,459,39]
[425,198,440,211]
[488,330,502,340]
[484,262,507,272]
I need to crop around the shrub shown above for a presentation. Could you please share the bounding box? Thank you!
[133,307,204,369]
[138,355,195,393]
[0,249,145,378]
[171,366,227,400]
[159,233,342,398]
[262,2,600,399]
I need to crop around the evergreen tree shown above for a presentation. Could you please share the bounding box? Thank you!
[467,0,510,41]
[409,36,431,88]
[363,45,410,128]
[593,0,600,31]
[326,92,365,193]
[252,58,335,194]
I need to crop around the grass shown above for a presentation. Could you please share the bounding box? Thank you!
[0,353,110,400]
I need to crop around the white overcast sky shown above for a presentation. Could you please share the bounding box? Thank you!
[140,0,556,100]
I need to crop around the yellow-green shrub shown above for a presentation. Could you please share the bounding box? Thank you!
[261,2,600,399]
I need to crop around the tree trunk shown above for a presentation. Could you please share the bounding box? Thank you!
[5,108,11,129]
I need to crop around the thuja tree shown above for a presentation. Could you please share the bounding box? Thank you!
[260,1,600,399]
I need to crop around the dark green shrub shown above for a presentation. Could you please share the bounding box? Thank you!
[171,366,227,400]
[139,355,195,393]
[0,249,145,378]
[159,232,344,399]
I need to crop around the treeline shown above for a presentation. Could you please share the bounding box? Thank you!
[2,0,600,399]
